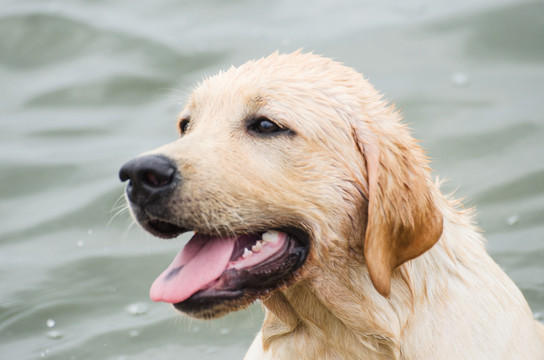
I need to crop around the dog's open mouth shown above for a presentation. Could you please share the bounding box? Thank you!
[147,224,308,312]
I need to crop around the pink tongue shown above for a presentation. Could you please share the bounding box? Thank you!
[150,233,235,303]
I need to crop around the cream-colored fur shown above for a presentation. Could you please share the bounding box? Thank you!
[148,51,544,359]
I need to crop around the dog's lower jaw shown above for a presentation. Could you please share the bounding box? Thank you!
[174,296,251,319]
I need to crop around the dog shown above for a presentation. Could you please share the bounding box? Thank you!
[119,51,544,359]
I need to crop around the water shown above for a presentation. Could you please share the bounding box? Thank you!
[1,0,543,358]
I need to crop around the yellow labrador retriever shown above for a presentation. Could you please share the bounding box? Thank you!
[119,51,544,359]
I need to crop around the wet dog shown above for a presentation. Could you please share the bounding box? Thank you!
[120,51,544,359]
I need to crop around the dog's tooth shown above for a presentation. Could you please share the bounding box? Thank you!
[242,248,253,258]
[252,241,263,252]
[262,230,280,244]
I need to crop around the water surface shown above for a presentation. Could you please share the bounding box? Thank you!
[1,0,543,359]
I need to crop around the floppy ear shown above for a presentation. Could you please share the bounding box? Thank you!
[358,122,443,297]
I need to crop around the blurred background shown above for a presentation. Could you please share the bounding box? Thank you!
[1,0,543,359]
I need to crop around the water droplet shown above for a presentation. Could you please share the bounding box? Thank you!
[129,330,140,337]
[47,330,63,339]
[507,215,519,226]
[450,72,469,87]
[77,240,85,247]
[46,319,55,328]
[40,349,50,357]
[126,302,149,316]
[88,229,93,235]
[534,312,543,321]
[219,328,231,335]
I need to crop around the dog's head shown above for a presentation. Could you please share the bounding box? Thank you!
[119,51,443,319]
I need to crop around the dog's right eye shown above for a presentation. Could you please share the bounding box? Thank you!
[248,117,287,135]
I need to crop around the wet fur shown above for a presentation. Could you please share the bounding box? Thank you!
[144,52,544,359]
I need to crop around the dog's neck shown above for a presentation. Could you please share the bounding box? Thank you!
[261,278,401,359]
[258,198,486,359]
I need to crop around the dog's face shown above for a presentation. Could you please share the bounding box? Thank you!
[120,52,442,319]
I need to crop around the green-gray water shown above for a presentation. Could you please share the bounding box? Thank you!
[1,0,543,359]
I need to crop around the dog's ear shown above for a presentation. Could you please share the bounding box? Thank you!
[356,121,443,297]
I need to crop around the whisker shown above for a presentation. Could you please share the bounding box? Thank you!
[107,205,130,229]
[120,218,138,242]
[109,193,127,215]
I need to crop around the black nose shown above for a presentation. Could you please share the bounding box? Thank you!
[119,155,179,206]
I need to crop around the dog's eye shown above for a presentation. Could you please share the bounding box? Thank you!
[248,117,284,135]
[179,119,190,134]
